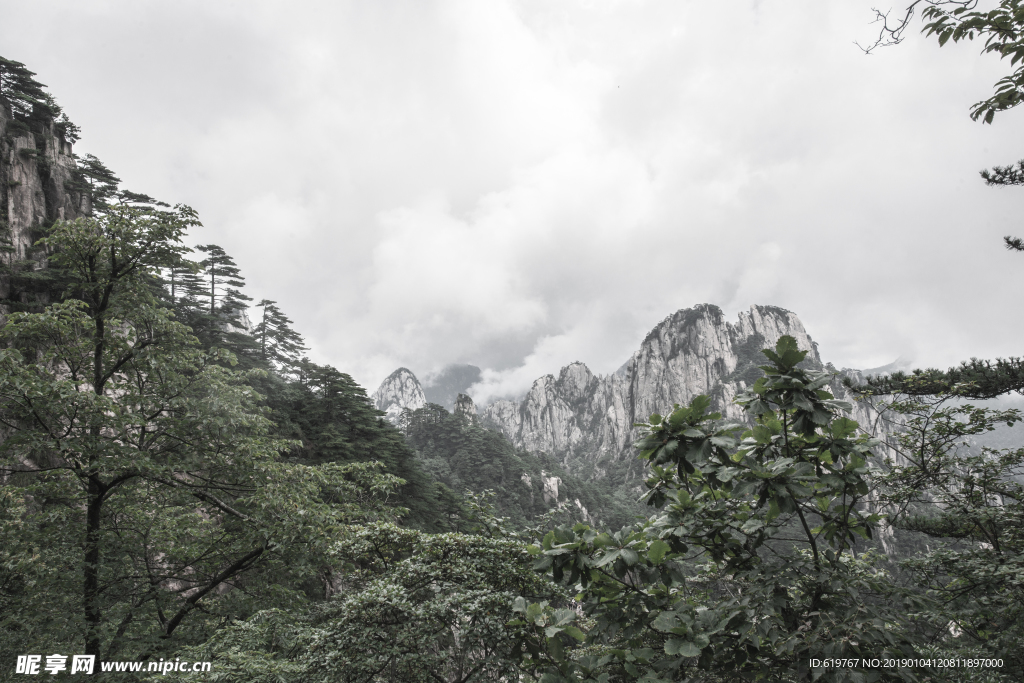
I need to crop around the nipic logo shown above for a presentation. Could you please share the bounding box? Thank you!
[14,655,211,675]
[16,655,94,675]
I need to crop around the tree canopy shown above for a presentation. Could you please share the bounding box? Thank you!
[0,207,404,662]
[863,1,1024,124]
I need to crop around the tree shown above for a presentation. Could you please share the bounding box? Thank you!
[519,337,919,682]
[0,205,402,662]
[0,55,79,142]
[190,243,256,360]
[860,1,1024,124]
[68,154,122,212]
[167,496,562,683]
[0,56,57,120]
[160,259,205,312]
[851,381,1024,676]
[196,244,249,317]
[265,360,450,532]
[253,299,307,371]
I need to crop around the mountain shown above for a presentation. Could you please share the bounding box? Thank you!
[370,367,427,424]
[374,304,878,475]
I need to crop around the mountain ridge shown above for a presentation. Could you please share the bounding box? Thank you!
[372,303,875,475]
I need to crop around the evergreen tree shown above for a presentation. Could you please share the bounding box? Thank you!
[0,56,55,119]
[192,243,256,361]
[257,360,452,531]
[161,259,205,311]
[254,299,307,371]
[196,243,251,317]
[0,206,402,662]
[67,154,121,212]
[0,55,79,142]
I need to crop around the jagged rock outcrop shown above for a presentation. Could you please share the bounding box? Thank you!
[1,99,87,307]
[373,303,881,474]
[370,367,426,424]
[453,393,477,420]
[480,304,828,469]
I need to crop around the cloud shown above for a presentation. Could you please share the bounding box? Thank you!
[4,0,1024,397]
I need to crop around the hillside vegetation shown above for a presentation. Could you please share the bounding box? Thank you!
[1,56,1022,682]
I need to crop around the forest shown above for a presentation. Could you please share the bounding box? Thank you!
[3,2,1024,680]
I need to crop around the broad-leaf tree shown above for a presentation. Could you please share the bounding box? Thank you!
[852,385,1024,676]
[167,496,562,683]
[0,205,402,662]
[519,337,919,682]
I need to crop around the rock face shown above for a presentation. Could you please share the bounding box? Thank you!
[480,304,825,469]
[453,393,477,420]
[1,100,88,307]
[373,303,877,473]
[370,367,426,423]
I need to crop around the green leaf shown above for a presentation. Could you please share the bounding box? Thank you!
[593,549,621,568]
[647,539,670,565]
[562,625,586,641]
[665,638,701,657]
[548,635,565,660]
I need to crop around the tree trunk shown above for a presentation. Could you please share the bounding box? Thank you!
[84,474,104,657]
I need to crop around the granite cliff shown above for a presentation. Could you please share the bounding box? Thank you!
[1,94,88,309]
[374,304,878,473]
[370,367,426,424]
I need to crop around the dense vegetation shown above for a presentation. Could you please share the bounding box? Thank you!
[404,402,641,531]
[3,43,1024,681]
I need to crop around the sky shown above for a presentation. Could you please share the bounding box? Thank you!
[4,0,1024,402]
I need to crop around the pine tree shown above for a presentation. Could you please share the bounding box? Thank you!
[193,244,255,359]
[70,154,121,211]
[254,299,307,371]
[196,244,250,317]
[0,56,78,142]
[162,261,204,310]
[0,56,54,119]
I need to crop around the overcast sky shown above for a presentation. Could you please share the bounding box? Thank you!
[4,0,1024,401]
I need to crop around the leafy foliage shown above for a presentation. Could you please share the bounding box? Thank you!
[519,337,920,682]
[860,2,1024,123]
[164,498,563,683]
[0,208,405,662]
[866,392,1024,676]
[404,402,639,531]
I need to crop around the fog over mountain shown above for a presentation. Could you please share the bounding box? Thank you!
[4,1,1024,397]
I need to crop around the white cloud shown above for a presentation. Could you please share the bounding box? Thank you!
[5,0,1024,396]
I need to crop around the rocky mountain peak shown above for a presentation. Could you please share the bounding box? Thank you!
[371,304,860,474]
[481,304,833,471]
[370,367,425,423]
[454,393,477,419]
[555,362,597,405]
